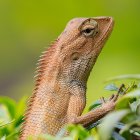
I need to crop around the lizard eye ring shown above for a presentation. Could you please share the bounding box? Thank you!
[80,19,99,37]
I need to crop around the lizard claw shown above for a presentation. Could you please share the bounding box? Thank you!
[109,94,114,100]
[112,93,119,102]
[100,97,106,103]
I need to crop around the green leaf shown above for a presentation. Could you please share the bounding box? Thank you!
[15,96,27,120]
[67,124,92,140]
[125,89,140,98]
[0,135,6,140]
[13,96,27,127]
[116,98,130,109]
[98,110,129,140]
[120,119,140,135]
[105,74,140,82]
[136,104,140,115]
[88,100,102,111]
[0,97,16,119]
[6,126,20,140]
[104,83,118,91]
[112,131,125,140]
[56,127,67,138]
[116,89,140,109]
[86,120,101,130]
[129,99,140,113]
[0,120,15,128]
[0,106,10,122]
[115,122,125,130]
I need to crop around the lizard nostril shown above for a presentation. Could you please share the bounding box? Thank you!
[96,30,99,34]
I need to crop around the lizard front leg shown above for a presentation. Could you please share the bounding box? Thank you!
[70,94,118,127]
[67,80,119,127]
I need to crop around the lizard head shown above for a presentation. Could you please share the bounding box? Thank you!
[57,17,114,83]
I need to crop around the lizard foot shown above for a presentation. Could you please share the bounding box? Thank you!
[100,93,119,112]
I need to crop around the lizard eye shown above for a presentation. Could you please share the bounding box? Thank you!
[82,28,96,37]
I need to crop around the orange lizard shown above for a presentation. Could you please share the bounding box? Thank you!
[20,17,117,139]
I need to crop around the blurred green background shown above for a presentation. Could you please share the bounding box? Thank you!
[0,0,140,108]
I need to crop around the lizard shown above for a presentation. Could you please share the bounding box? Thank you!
[20,17,117,139]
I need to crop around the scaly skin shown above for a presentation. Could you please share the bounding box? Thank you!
[20,17,116,139]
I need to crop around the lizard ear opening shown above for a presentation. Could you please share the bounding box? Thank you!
[71,52,80,61]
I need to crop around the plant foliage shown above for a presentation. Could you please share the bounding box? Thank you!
[0,75,140,140]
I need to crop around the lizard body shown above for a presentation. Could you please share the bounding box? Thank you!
[20,17,116,139]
